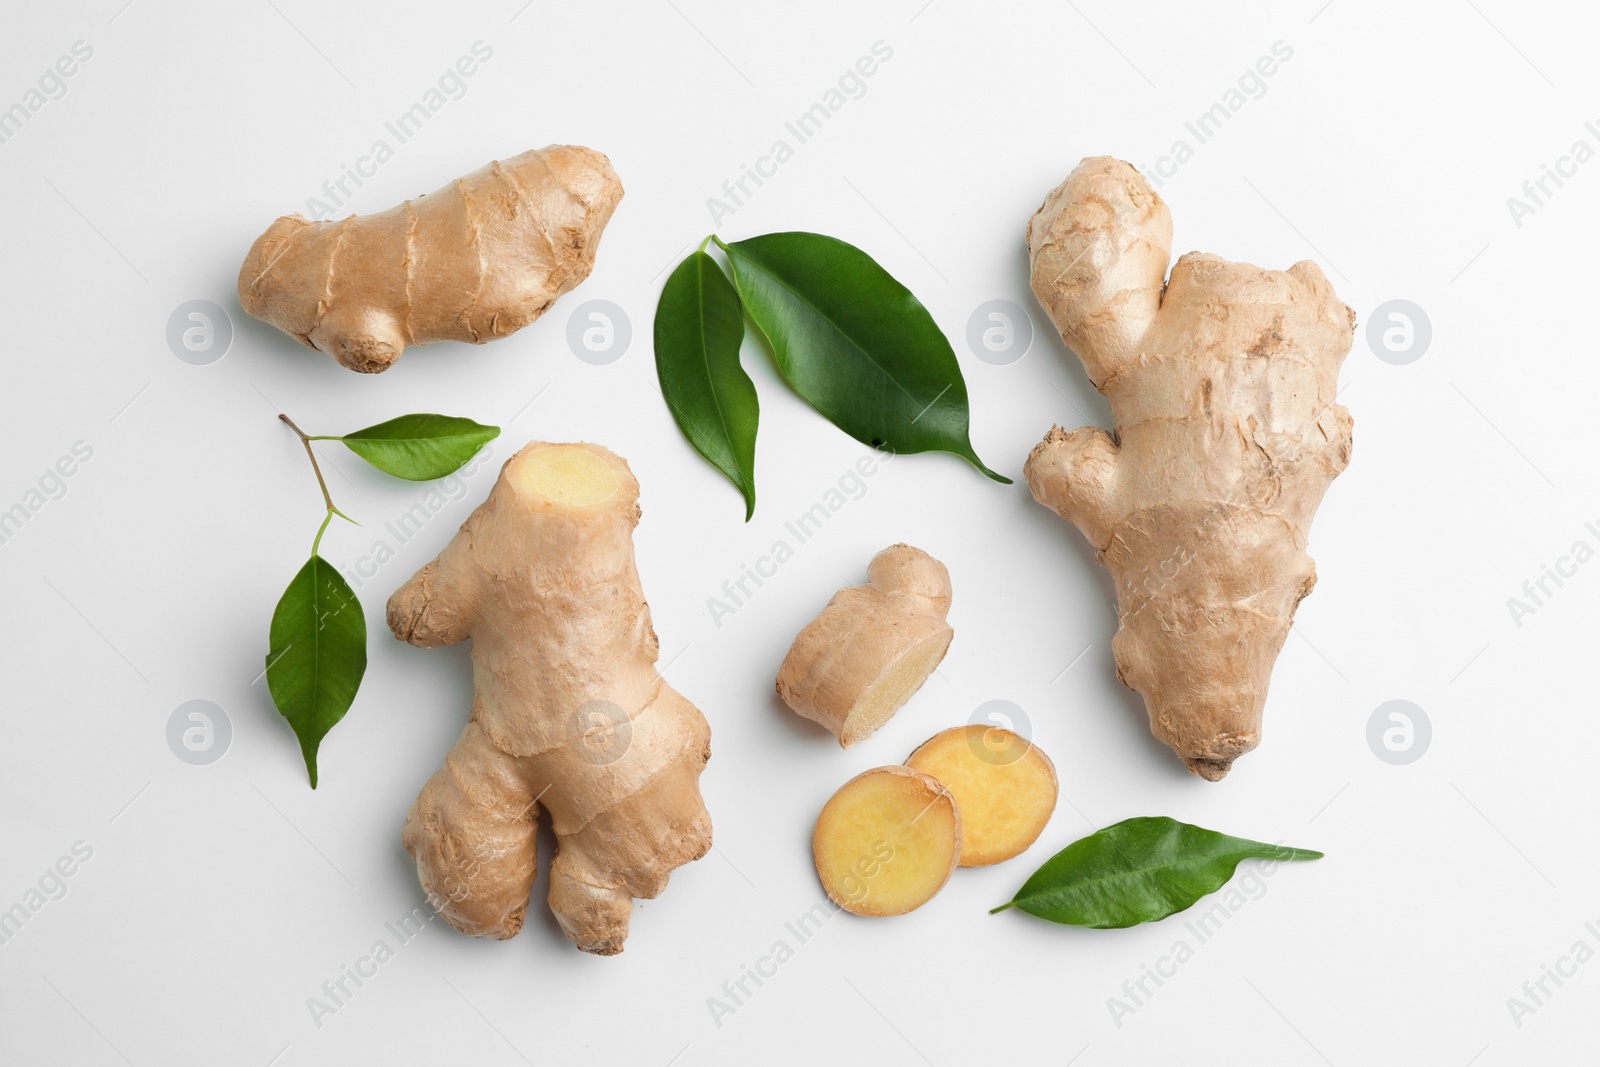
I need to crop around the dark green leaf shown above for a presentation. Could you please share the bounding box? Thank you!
[266,555,367,788]
[721,232,1008,482]
[992,816,1323,928]
[338,414,498,481]
[654,251,759,519]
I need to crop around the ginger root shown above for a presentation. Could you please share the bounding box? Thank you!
[388,441,711,955]
[239,145,623,373]
[905,726,1057,866]
[776,544,953,747]
[813,766,959,917]
[1024,157,1353,780]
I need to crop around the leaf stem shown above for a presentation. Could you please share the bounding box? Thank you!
[697,234,715,254]
[310,509,333,556]
[988,901,1015,915]
[280,413,353,554]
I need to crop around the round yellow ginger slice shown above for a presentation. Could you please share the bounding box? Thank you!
[812,766,960,917]
[905,725,1057,867]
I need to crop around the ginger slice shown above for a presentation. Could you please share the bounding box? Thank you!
[813,766,960,917]
[906,726,1057,867]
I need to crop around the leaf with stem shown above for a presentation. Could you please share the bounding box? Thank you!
[268,414,369,787]
[717,232,1008,482]
[654,245,758,519]
[320,413,499,481]
[991,816,1323,928]
[265,554,366,787]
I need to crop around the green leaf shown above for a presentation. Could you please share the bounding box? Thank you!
[655,251,759,519]
[720,232,1009,483]
[992,817,1323,928]
[336,414,498,481]
[265,555,367,788]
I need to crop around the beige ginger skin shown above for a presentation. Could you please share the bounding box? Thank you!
[388,442,711,955]
[239,145,623,373]
[1024,157,1354,781]
[776,544,954,748]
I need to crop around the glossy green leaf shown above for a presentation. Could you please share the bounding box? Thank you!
[336,414,498,481]
[992,817,1323,928]
[720,232,1008,482]
[265,555,367,788]
[654,251,759,519]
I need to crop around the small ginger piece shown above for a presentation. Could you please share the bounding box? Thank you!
[1024,157,1354,780]
[905,726,1057,866]
[777,544,953,747]
[813,766,959,916]
[238,145,623,373]
[388,441,711,955]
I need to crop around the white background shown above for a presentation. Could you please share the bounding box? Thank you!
[2,0,1596,1063]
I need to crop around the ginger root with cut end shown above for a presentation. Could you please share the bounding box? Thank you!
[905,726,1057,867]
[388,440,711,955]
[1024,156,1354,781]
[239,145,623,373]
[776,544,953,748]
[813,766,960,917]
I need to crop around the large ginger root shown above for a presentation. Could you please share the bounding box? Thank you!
[1024,157,1354,781]
[388,441,711,955]
[239,145,623,373]
[776,544,954,748]
[905,726,1057,866]
[813,766,960,916]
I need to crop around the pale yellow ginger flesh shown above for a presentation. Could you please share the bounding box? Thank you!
[388,441,711,955]
[905,726,1057,867]
[813,766,960,917]
[1023,156,1354,781]
[238,145,624,373]
[777,544,954,747]
[509,445,621,506]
